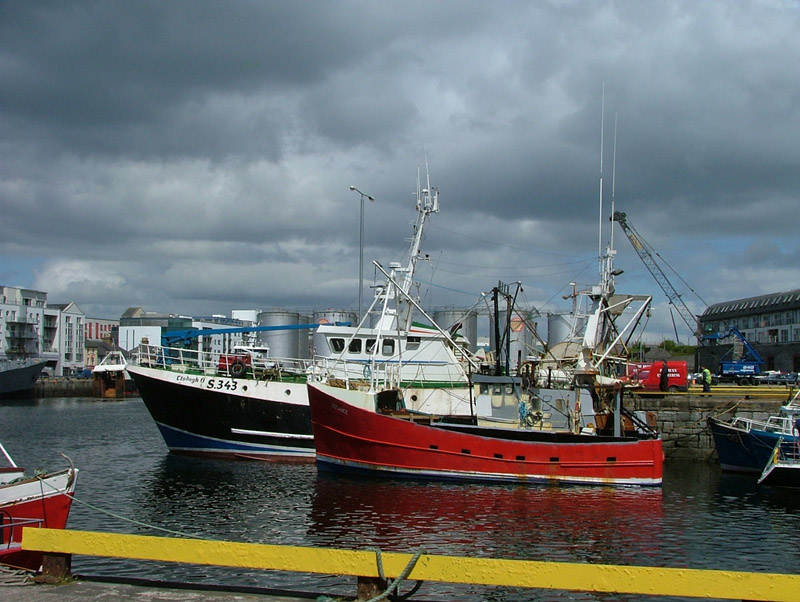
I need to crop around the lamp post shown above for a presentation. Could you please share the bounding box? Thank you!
[349,186,375,321]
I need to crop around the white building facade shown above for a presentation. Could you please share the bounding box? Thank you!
[699,289,800,344]
[1,285,87,376]
[0,286,46,358]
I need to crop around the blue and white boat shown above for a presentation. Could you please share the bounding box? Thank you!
[707,392,800,473]
[758,423,800,488]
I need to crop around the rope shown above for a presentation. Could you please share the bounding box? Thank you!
[0,565,34,586]
[33,466,209,540]
[315,548,425,602]
[36,468,431,600]
[61,491,208,539]
[365,548,425,602]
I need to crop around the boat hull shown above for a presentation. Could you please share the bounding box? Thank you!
[308,383,663,487]
[0,468,78,571]
[127,364,315,460]
[707,416,797,473]
[0,359,47,398]
[758,460,800,488]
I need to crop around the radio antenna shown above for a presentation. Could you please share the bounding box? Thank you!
[598,83,605,271]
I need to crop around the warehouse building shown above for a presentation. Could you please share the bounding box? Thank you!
[696,288,800,373]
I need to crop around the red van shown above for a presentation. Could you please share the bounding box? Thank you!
[627,361,689,393]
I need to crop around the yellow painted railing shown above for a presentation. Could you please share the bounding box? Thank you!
[23,528,800,601]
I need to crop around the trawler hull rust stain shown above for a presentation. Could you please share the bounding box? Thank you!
[22,528,800,601]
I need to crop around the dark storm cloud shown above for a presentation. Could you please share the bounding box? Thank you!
[3,1,360,160]
[1,0,799,342]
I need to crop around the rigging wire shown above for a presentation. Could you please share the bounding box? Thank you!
[430,223,586,259]
[625,221,709,309]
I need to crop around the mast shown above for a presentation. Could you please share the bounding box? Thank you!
[373,165,439,332]
[598,83,605,274]
[610,112,617,253]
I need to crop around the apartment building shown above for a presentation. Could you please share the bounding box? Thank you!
[1,285,91,376]
[0,285,46,358]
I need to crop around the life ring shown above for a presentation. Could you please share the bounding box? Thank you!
[230,361,247,378]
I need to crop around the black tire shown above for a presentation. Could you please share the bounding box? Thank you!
[230,361,247,378]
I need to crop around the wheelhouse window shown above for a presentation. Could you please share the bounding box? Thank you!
[382,339,395,356]
[330,338,345,353]
[348,338,362,353]
[406,336,421,350]
[366,339,377,353]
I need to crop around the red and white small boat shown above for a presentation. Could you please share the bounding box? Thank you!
[0,443,78,572]
[308,382,663,487]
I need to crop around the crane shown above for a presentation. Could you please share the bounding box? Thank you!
[701,327,764,385]
[612,211,704,338]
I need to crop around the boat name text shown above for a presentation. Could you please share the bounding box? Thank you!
[206,379,239,391]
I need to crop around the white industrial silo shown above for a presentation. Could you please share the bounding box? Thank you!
[312,310,358,327]
[434,308,478,353]
[547,311,573,347]
[297,314,311,359]
[257,309,300,359]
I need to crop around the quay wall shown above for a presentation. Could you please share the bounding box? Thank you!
[631,389,790,461]
[34,377,94,397]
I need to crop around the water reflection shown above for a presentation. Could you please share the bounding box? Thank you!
[309,473,664,566]
[136,454,317,544]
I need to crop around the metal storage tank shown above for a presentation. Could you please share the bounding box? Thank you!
[313,310,358,327]
[547,311,573,347]
[297,314,311,359]
[490,310,537,373]
[433,309,478,353]
[257,309,300,359]
[311,309,358,358]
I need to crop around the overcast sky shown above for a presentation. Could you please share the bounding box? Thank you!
[3,0,800,343]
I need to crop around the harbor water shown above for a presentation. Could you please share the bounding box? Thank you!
[2,396,799,601]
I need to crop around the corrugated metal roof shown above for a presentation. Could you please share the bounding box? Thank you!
[700,288,800,319]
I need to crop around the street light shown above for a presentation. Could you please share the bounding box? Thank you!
[349,186,375,321]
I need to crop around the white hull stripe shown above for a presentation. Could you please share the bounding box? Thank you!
[230,428,314,440]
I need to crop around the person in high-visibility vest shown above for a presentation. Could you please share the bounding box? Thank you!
[701,366,712,393]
